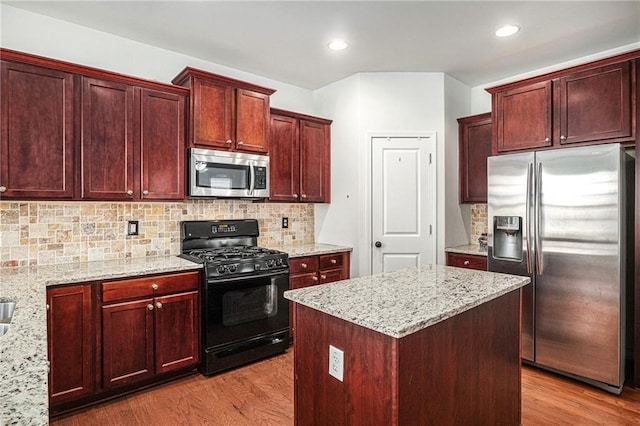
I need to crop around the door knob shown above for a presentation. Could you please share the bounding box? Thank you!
[374,241,382,248]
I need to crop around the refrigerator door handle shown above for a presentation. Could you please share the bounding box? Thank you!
[536,162,543,275]
[526,163,533,274]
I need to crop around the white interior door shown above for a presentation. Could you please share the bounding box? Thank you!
[371,135,436,274]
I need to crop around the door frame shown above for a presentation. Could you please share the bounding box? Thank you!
[364,132,437,275]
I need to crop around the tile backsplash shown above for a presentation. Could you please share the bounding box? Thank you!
[0,200,314,267]
[470,203,488,245]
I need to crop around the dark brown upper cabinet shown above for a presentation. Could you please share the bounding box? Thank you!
[270,108,332,203]
[172,67,275,154]
[0,60,75,199]
[488,51,638,155]
[458,112,491,204]
[0,48,188,201]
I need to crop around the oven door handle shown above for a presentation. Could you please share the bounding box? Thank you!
[248,160,256,196]
[207,269,290,285]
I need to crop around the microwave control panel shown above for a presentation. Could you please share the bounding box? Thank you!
[255,167,267,189]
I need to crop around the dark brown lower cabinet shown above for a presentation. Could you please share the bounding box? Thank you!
[47,284,94,406]
[288,251,351,340]
[48,270,200,415]
[101,272,200,389]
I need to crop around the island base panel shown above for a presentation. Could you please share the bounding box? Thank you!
[293,290,521,425]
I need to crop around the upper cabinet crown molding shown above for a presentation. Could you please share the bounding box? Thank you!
[172,67,276,96]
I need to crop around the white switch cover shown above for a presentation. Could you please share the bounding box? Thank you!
[329,345,344,382]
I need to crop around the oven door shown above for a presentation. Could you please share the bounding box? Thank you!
[203,269,289,349]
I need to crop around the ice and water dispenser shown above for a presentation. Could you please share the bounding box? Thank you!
[492,216,523,261]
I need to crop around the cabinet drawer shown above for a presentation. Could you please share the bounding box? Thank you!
[102,271,200,303]
[290,256,319,274]
[290,272,319,289]
[319,253,344,270]
[319,268,344,284]
[446,253,487,271]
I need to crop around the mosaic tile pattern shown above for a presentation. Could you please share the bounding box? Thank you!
[470,203,488,244]
[0,200,314,267]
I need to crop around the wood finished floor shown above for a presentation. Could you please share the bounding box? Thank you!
[51,350,640,425]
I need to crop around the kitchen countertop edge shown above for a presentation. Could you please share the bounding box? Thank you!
[445,244,487,257]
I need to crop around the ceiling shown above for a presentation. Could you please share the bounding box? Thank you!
[4,1,640,90]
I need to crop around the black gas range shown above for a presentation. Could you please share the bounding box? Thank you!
[179,219,290,375]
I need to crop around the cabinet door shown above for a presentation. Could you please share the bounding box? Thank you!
[299,119,330,202]
[557,61,633,145]
[81,77,136,199]
[140,88,186,200]
[154,290,200,374]
[235,89,270,153]
[495,81,552,153]
[269,114,300,201]
[192,78,233,149]
[102,298,155,388]
[0,61,75,199]
[458,113,492,203]
[47,285,93,405]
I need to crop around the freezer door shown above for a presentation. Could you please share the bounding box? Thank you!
[487,152,535,361]
[535,144,624,387]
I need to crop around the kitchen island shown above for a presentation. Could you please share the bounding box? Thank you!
[285,264,530,425]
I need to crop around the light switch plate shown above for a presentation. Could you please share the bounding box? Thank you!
[127,220,139,236]
[329,345,344,382]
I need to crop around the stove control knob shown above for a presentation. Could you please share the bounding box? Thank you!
[254,264,262,271]
[267,259,275,268]
[228,264,237,273]
[276,258,283,266]
[217,265,227,274]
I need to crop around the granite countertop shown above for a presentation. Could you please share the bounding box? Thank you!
[0,256,202,425]
[267,242,352,258]
[445,244,487,257]
[285,264,529,339]
[0,243,350,424]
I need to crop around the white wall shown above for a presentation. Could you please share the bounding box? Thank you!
[314,72,469,277]
[0,4,314,113]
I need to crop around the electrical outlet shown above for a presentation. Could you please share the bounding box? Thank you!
[282,217,289,228]
[127,220,139,236]
[329,345,344,382]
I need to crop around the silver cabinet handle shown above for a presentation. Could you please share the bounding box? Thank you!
[312,276,319,282]
[293,194,298,198]
[301,263,307,269]
[463,260,470,266]
[155,302,162,309]
[560,135,567,141]
[226,139,233,144]
[147,304,154,311]
[46,304,50,311]
[142,190,149,195]
[0,186,6,193]
[127,190,134,196]
[237,141,244,145]
[544,137,550,143]
[300,194,307,199]
[320,274,327,280]
[330,259,337,264]
[151,283,158,290]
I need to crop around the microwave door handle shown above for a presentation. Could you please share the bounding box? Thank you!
[249,161,255,195]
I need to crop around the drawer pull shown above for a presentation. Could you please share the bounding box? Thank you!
[463,260,470,266]
[320,274,327,280]
[155,302,163,309]
[312,276,319,282]
[301,263,307,269]
[330,259,337,264]
[147,304,154,311]
[151,283,159,290]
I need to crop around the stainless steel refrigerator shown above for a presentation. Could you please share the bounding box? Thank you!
[487,143,633,394]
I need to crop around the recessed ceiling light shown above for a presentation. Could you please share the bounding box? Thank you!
[495,25,520,38]
[328,39,348,51]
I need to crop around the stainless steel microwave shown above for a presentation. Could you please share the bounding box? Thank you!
[189,148,269,199]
